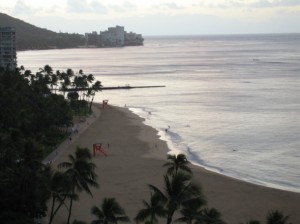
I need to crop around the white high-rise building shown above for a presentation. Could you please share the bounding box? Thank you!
[100,25,125,47]
[115,25,125,46]
[0,27,17,70]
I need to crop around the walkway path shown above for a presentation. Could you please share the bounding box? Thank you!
[42,104,101,164]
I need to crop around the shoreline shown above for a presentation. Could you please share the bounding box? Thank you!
[49,104,300,224]
[129,107,300,195]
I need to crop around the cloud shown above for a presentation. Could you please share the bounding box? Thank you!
[67,0,107,14]
[251,0,300,8]
[110,1,137,13]
[122,1,136,9]
[90,1,108,13]
[13,0,34,14]
[192,0,300,9]
[162,2,183,10]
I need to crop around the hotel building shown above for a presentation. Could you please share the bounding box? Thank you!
[0,27,17,70]
[85,26,143,47]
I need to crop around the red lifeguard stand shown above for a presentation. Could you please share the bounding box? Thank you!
[93,143,107,157]
[102,100,109,109]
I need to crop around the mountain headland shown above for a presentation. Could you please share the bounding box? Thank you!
[0,13,143,51]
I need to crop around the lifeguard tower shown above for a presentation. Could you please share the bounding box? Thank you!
[102,100,110,109]
[93,143,107,157]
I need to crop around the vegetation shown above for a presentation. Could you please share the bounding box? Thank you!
[0,65,101,223]
[91,198,130,224]
[134,192,167,224]
[163,153,192,176]
[48,169,74,224]
[58,147,99,224]
[0,66,72,223]
[242,210,292,224]
[136,154,221,224]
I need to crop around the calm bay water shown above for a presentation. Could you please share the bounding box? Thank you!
[18,34,300,193]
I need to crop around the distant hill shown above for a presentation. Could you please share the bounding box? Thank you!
[0,13,85,50]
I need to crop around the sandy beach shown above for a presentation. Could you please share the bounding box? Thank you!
[48,104,300,224]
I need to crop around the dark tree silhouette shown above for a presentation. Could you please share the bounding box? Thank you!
[135,192,167,224]
[266,210,291,224]
[163,154,192,176]
[58,147,98,224]
[149,172,205,224]
[91,197,130,224]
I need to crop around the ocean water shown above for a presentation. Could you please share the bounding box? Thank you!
[18,34,300,193]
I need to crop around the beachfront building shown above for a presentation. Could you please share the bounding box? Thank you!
[0,27,17,70]
[100,25,125,47]
[84,26,143,47]
[85,31,99,46]
[125,31,144,46]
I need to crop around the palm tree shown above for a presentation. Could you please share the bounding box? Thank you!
[66,68,75,84]
[176,197,206,224]
[58,147,98,224]
[50,73,58,93]
[246,220,261,224]
[44,65,53,75]
[135,192,167,224]
[89,80,102,112]
[39,65,54,89]
[91,197,130,224]
[195,208,224,224]
[266,210,291,224]
[48,170,75,224]
[72,220,88,224]
[163,154,192,176]
[149,172,205,224]
[87,73,95,85]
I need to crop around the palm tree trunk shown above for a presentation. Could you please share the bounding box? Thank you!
[67,188,74,224]
[48,196,56,224]
[166,215,172,224]
[89,95,94,113]
[167,209,175,224]
[50,196,67,224]
[166,210,175,224]
[151,214,154,224]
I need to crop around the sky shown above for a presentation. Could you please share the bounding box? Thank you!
[1,0,300,35]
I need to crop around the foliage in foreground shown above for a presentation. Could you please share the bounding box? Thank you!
[91,197,130,224]
[57,147,99,224]
[0,65,101,224]
[135,154,225,224]
[0,66,73,223]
